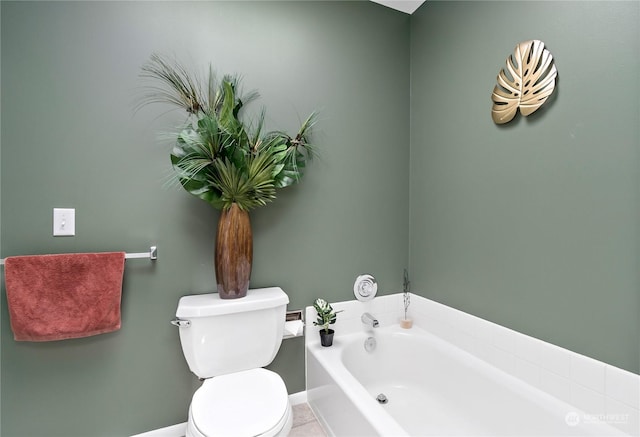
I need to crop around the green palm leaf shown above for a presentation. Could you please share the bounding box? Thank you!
[138,54,318,211]
[210,155,276,211]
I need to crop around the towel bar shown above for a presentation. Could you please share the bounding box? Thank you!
[0,245,158,265]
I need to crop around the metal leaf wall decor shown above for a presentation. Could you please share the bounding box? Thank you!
[491,40,558,124]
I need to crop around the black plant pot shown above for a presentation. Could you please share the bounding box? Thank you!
[319,329,335,347]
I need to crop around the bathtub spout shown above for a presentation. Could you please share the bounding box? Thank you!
[362,312,379,328]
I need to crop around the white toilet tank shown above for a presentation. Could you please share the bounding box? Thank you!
[175,287,289,379]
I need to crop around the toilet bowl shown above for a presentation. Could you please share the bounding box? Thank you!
[186,369,293,437]
[173,288,293,437]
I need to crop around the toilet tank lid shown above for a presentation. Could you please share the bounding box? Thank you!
[176,287,289,317]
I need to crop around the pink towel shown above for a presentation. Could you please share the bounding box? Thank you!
[4,252,126,341]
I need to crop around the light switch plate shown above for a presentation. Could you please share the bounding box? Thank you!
[53,208,75,236]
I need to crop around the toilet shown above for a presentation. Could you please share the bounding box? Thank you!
[174,287,293,437]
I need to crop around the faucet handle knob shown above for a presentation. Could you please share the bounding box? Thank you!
[354,274,378,302]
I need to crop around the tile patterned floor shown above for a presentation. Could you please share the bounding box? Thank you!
[176,402,326,437]
[290,403,328,437]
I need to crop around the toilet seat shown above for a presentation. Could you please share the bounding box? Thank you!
[189,368,291,437]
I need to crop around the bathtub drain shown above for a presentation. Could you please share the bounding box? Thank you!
[364,337,376,352]
[376,393,388,404]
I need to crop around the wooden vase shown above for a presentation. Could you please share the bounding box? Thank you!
[215,203,252,299]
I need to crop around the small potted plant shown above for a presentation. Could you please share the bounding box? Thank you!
[400,269,413,329]
[313,298,342,347]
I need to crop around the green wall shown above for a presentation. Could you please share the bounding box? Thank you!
[0,2,409,436]
[410,1,639,374]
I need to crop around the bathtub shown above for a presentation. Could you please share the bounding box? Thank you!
[305,295,637,437]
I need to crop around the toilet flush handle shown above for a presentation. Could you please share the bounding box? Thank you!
[170,318,191,328]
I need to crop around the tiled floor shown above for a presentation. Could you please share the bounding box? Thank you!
[175,402,326,437]
[290,403,328,437]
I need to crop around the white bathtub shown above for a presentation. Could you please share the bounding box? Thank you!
[306,295,637,437]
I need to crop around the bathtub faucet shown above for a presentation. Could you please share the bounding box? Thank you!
[361,312,379,328]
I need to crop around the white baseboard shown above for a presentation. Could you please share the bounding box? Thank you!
[289,390,308,405]
[130,391,308,437]
[130,422,187,437]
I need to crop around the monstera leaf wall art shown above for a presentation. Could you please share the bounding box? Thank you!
[491,40,558,124]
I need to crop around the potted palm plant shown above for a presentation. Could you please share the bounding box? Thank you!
[137,54,317,299]
[313,298,342,347]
